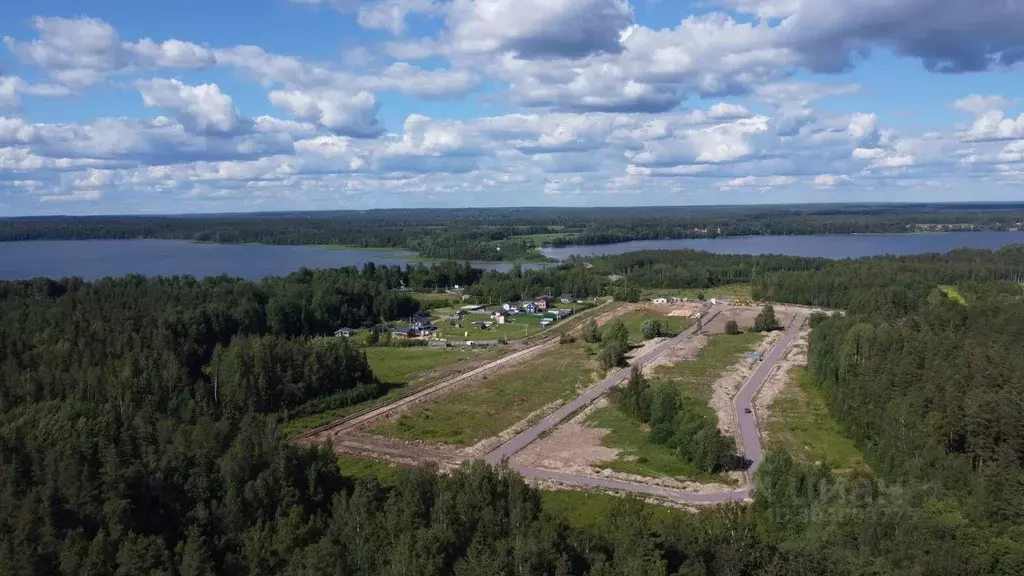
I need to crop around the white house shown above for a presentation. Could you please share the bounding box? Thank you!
[652,297,669,304]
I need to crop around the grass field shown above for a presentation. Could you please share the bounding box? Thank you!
[337,456,404,484]
[373,342,598,445]
[540,491,680,529]
[651,332,765,399]
[431,313,546,342]
[640,283,753,302]
[586,405,712,480]
[614,311,692,344]
[766,367,867,471]
[280,347,496,436]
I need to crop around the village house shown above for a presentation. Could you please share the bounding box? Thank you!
[392,326,418,339]
[334,327,357,338]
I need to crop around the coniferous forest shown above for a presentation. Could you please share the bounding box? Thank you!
[3,247,1024,574]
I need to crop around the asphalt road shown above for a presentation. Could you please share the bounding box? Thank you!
[485,306,725,465]
[734,310,808,477]
[489,306,809,504]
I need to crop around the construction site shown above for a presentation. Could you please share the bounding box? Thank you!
[296,297,813,506]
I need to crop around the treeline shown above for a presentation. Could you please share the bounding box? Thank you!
[6,203,1024,261]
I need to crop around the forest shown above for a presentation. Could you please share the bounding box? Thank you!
[3,245,1024,574]
[3,202,1024,261]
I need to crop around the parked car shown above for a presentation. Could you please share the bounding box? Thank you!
[744,408,752,414]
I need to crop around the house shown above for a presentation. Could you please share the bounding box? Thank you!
[392,326,418,338]
[559,294,577,303]
[534,297,552,311]
[429,340,450,348]
[492,311,510,324]
[523,302,539,314]
[503,302,515,311]
[652,297,669,304]
[334,327,357,338]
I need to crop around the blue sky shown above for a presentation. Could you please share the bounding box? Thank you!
[1,0,1023,215]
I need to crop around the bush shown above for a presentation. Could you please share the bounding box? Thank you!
[582,319,602,343]
[641,319,662,339]
[559,332,576,344]
[724,320,740,335]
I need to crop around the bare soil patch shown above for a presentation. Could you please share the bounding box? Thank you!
[642,333,709,376]
[704,305,799,334]
[511,397,619,470]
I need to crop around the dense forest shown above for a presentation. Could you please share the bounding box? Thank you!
[4,203,1024,261]
[3,246,1024,573]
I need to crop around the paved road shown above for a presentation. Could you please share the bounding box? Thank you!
[485,307,725,465]
[489,307,809,504]
[734,310,807,476]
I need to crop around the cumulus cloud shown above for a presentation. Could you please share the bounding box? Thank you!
[289,0,443,35]
[448,0,634,59]
[269,89,384,137]
[0,76,72,108]
[775,0,1024,73]
[137,79,243,135]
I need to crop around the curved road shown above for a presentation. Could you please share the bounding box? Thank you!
[489,308,808,504]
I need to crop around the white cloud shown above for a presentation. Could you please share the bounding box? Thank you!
[289,0,443,35]
[448,0,634,58]
[268,89,384,137]
[953,94,1014,115]
[813,173,852,186]
[0,76,72,108]
[137,79,242,135]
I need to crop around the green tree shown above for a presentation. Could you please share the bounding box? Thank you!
[754,303,781,332]
[582,319,602,343]
[725,320,740,335]
[641,319,662,340]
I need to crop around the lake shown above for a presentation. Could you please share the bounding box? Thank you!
[540,231,1024,260]
[0,240,535,281]
[3,232,1024,281]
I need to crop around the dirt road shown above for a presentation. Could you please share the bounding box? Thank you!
[485,306,725,464]
[297,301,626,445]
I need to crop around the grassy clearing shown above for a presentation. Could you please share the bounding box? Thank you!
[938,284,967,305]
[766,367,867,471]
[337,456,403,484]
[540,491,680,529]
[431,313,546,342]
[587,406,712,480]
[373,342,598,446]
[640,283,753,302]
[651,332,765,400]
[280,347,494,436]
[614,311,692,345]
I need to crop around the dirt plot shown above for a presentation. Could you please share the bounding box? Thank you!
[703,306,798,334]
[512,397,619,471]
[642,333,709,376]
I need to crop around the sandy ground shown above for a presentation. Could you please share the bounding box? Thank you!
[703,305,801,334]
[754,321,812,439]
[642,333,709,376]
[511,397,619,470]
[665,302,708,317]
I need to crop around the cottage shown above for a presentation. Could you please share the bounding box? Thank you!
[492,311,510,324]
[334,327,358,338]
[559,294,577,303]
[523,302,539,314]
[534,297,552,311]
[392,326,418,338]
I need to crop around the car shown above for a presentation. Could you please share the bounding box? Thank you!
[743,408,752,414]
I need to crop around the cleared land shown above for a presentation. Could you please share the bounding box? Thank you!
[614,310,692,344]
[764,367,867,470]
[372,342,599,446]
[651,332,765,399]
[281,346,498,436]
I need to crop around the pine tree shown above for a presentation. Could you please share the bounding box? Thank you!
[754,304,781,332]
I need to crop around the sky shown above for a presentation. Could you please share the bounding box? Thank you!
[1,0,1023,215]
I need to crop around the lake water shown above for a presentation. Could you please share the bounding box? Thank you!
[0,240,533,281]
[3,232,1024,281]
[540,231,1024,260]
